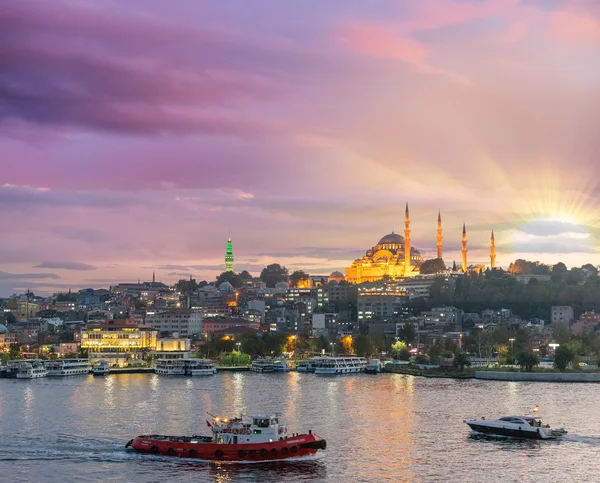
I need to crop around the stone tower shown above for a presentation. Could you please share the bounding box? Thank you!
[404,203,411,277]
[437,211,443,260]
[461,223,468,272]
[225,236,234,272]
[490,230,496,269]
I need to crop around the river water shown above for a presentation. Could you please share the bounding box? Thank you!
[0,372,599,482]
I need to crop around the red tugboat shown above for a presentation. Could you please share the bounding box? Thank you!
[126,414,326,461]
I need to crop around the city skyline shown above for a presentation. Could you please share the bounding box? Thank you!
[2,0,600,295]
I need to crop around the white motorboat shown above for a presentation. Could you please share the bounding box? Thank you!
[251,359,275,373]
[314,356,368,375]
[185,359,217,376]
[45,359,91,376]
[92,360,110,376]
[465,412,567,440]
[155,359,186,376]
[16,361,48,379]
[365,359,381,374]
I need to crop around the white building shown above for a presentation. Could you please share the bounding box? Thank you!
[551,306,574,326]
[145,309,202,337]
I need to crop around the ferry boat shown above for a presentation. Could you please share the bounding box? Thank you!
[365,359,382,374]
[1,360,31,378]
[15,361,48,379]
[297,357,324,373]
[92,360,110,376]
[272,360,290,372]
[251,359,275,373]
[314,356,368,375]
[185,359,217,376]
[44,359,90,376]
[465,409,567,440]
[154,359,186,376]
[126,413,326,461]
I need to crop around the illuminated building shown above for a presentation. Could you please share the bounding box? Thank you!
[357,286,407,322]
[490,230,496,269]
[225,236,234,272]
[328,271,345,283]
[345,204,424,283]
[16,301,39,319]
[145,309,202,337]
[461,223,468,272]
[81,319,157,367]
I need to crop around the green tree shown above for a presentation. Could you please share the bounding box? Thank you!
[260,264,289,288]
[554,346,574,371]
[215,271,243,288]
[420,258,446,274]
[390,340,408,360]
[516,351,539,372]
[551,262,568,282]
[175,278,199,295]
[289,270,310,288]
[397,322,416,344]
[353,335,376,357]
[552,324,571,345]
[453,352,471,371]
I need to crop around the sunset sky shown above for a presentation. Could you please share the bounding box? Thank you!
[2,0,600,295]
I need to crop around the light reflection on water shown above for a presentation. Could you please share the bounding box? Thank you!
[1,374,600,482]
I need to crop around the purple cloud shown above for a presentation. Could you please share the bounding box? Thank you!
[35,261,97,271]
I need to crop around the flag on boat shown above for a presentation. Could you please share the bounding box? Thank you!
[206,420,212,427]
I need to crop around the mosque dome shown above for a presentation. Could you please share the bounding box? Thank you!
[0,324,7,334]
[218,281,234,294]
[377,233,404,245]
[275,281,289,290]
[328,271,345,283]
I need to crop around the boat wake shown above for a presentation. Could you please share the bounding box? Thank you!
[561,434,600,446]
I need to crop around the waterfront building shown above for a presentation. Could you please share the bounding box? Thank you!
[145,309,202,337]
[81,319,158,367]
[150,338,191,360]
[345,205,423,283]
[551,305,574,326]
[225,237,234,272]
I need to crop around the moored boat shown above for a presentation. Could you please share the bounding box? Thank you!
[126,414,326,461]
[314,356,368,375]
[44,358,90,376]
[465,411,567,440]
[154,359,186,376]
[365,359,381,374]
[251,359,275,373]
[272,360,290,372]
[92,360,110,376]
[15,361,48,379]
[185,359,217,376]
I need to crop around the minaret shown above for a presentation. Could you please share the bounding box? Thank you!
[461,223,468,272]
[404,203,411,277]
[225,236,234,272]
[152,271,155,283]
[490,230,496,269]
[436,211,443,259]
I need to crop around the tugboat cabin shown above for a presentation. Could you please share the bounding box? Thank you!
[212,414,287,444]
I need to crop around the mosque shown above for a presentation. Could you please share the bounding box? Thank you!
[344,204,497,284]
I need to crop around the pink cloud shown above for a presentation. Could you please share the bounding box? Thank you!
[547,11,600,45]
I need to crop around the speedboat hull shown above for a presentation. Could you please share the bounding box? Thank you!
[467,422,549,440]
[127,433,326,461]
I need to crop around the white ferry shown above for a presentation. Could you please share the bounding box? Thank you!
[92,360,110,376]
[154,359,186,376]
[297,357,324,373]
[251,359,275,373]
[16,361,48,379]
[314,356,368,375]
[272,360,290,372]
[45,359,91,376]
[185,359,217,376]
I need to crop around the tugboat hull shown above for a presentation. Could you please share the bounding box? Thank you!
[127,433,326,461]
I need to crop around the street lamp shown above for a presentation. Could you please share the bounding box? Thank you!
[329,342,335,355]
[236,342,241,352]
[509,338,515,365]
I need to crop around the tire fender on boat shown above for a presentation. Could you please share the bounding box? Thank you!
[150,446,159,454]
[215,450,224,458]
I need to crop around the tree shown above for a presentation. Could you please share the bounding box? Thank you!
[554,346,574,371]
[353,335,375,357]
[340,336,354,354]
[552,324,571,345]
[397,323,416,344]
[420,258,446,274]
[453,352,471,371]
[239,270,253,281]
[260,264,288,288]
[391,340,408,360]
[289,270,310,288]
[4,313,16,325]
[516,351,539,372]
[551,262,567,282]
[215,271,243,288]
[175,278,199,295]
[508,259,532,275]
[582,264,598,276]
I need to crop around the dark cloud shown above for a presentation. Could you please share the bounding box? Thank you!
[34,261,97,271]
[167,272,192,277]
[0,271,60,280]
[0,185,132,208]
